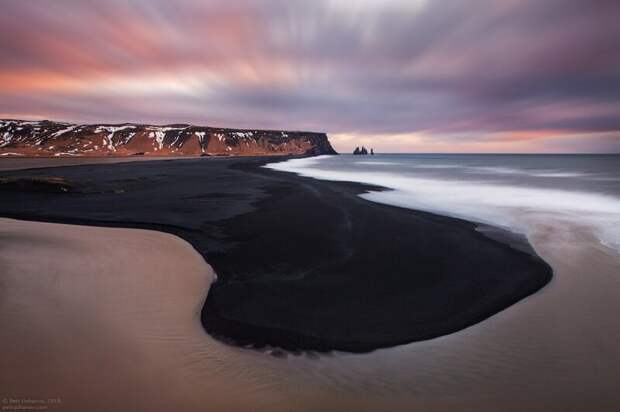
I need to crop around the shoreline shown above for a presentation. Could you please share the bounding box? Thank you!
[0,153,311,173]
[0,156,552,352]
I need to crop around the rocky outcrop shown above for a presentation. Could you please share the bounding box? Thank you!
[0,119,337,157]
[353,146,373,155]
[0,176,75,193]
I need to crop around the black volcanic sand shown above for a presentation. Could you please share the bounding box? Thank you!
[0,157,552,352]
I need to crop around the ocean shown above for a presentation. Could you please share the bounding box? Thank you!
[267,154,620,253]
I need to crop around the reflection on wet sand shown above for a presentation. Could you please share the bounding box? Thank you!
[1,217,619,411]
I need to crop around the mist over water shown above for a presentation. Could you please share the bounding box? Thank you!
[267,154,620,252]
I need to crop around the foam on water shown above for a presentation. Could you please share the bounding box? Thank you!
[462,166,592,178]
[267,155,620,253]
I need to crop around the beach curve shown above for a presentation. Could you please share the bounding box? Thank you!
[0,156,553,352]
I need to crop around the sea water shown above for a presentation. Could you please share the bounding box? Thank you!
[267,154,620,253]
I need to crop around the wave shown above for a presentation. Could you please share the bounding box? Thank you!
[354,160,594,178]
[354,161,407,166]
[463,166,592,178]
[412,164,464,169]
[266,156,620,252]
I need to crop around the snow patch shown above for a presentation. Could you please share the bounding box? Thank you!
[124,132,136,144]
[54,152,82,157]
[171,132,184,147]
[94,125,136,151]
[0,131,13,147]
[146,126,187,149]
[50,125,78,138]
[195,132,206,152]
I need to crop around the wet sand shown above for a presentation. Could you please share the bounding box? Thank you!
[0,219,314,411]
[0,218,413,411]
[1,217,619,411]
[0,219,215,411]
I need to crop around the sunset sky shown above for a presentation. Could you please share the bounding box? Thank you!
[1,0,619,153]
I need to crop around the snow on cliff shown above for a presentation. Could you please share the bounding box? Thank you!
[0,119,337,157]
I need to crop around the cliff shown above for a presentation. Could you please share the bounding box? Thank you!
[0,119,337,157]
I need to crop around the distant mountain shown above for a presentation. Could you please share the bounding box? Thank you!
[0,119,337,157]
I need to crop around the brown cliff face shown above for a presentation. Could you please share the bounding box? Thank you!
[0,119,337,157]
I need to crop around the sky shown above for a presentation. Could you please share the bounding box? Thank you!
[1,0,619,153]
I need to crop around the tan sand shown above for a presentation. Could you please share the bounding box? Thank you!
[1,217,620,411]
[0,219,292,411]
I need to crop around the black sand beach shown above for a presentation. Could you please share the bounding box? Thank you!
[0,157,552,352]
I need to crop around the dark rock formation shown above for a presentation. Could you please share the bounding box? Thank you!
[0,176,75,193]
[353,146,369,155]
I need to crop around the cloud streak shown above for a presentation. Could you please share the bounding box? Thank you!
[1,0,619,152]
